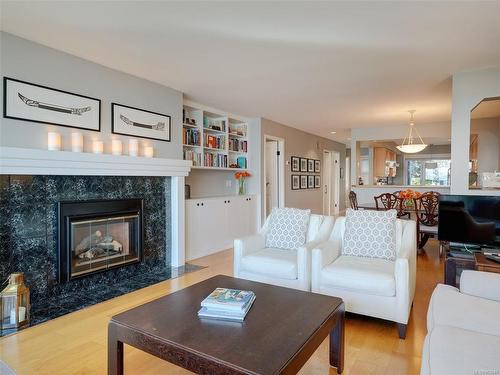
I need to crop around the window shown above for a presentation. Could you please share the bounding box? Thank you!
[406,159,451,186]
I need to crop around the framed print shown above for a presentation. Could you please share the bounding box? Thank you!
[307,159,314,173]
[308,175,315,189]
[300,175,308,189]
[3,77,100,131]
[112,102,171,142]
[300,158,308,172]
[291,175,300,190]
[314,175,321,188]
[291,156,300,172]
[314,160,321,173]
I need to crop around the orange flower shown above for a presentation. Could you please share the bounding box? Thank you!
[235,171,251,180]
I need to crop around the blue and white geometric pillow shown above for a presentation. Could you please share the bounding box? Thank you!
[265,207,311,250]
[342,208,397,260]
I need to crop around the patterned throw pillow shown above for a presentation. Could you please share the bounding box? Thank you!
[343,209,397,260]
[265,208,311,250]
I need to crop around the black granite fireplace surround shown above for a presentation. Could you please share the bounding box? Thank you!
[0,175,197,331]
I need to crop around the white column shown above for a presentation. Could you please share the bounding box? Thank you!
[170,176,185,267]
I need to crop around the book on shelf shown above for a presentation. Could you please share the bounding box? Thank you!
[198,288,256,322]
[183,128,200,146]
[205,134,225,149]
[183,149,201,166]
[228,139,247,152]
[204,152,227,168]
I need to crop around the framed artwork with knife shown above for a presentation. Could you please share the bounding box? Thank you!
[112,102,171,142]
[3,77,101,131]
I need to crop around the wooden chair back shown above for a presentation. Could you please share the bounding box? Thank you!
[349,191,359,210]
[413,191,440,226]
[374,193,409,218]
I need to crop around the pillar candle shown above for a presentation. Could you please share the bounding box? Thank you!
[144,146,154,158]
[128,139,139,156]
[111,139,123,155]
[47,132,61,151]
[92,140,104,154]
[71,132,83,152]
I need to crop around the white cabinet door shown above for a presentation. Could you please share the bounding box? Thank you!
[226,196,246,245]
[186,199,224,260]
[186,195,258,260]
[244,195,258,235]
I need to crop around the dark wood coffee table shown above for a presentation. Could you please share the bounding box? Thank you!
[108,275,344,374]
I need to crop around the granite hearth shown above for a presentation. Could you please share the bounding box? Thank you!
[0,175,199,335]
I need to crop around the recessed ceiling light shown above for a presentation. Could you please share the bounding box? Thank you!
[330,131,337,134]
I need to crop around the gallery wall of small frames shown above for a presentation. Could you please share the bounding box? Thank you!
[290,156,321,190]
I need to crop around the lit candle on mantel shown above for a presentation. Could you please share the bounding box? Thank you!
[92,140,104,154]
[128,139,139,157]
[47,132,61,151]
[111,139,123,156]
[143,146,154,158]
[71,132,83,153]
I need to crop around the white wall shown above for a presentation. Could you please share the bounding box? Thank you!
[0,32,183,159]
[451,66,500,195]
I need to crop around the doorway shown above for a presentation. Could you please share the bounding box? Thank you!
[264,135,285,217]
[322,150,341,216]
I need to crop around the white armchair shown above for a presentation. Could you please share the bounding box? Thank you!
[421,271,500,375]
[311,216,417,338]
[234,213,334,291]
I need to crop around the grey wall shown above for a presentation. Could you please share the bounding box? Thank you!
[261,118,346,216]
[0,32,183,159]
[471,117,500,173]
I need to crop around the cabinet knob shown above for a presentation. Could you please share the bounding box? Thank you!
[201,203,204,206]
[228,200,230,203]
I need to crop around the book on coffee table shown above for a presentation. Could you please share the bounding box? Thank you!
[198,288,256,322]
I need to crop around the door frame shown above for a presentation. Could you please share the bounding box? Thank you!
[263,134,285,217]
[323,149,341,216]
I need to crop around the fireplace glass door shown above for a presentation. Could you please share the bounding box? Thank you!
[69,214,140,278]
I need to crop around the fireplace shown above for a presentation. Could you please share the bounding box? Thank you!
[58,199,143,282]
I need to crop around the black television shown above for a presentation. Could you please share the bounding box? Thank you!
[438,195,500,248]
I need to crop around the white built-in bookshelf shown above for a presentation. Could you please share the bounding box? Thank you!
[183,102,249,170]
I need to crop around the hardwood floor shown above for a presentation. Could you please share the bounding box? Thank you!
[0,241,443,375]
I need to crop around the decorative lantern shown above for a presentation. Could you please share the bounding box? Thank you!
[1,273,30,331]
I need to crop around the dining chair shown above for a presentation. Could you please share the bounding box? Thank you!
[349,191,359,210]
[374,193,410,219]
[413,191,440,251]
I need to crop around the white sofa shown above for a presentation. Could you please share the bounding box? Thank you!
[421,270,500,375]
[234,214,334,291]
[311,216,417,338]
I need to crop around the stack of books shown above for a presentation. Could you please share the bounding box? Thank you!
[198,288,256,322]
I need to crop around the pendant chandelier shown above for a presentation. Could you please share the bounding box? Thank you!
[396,110,427,154]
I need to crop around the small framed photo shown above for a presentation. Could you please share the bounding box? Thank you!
[112,102,171,142]
[300,175,308,189]
[308,175,315,189]
[307,159,314,173]
[291,175,300,190]
[314,160,321,173]
[314,175,321,188]
[3,77,101,131]
[291,156,300,172]
[300,158,308,172]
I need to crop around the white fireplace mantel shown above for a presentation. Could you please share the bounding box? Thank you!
[0,146,192,268]
[0,146,192,176]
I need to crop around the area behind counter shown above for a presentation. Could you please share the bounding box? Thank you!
[352,185,451,204]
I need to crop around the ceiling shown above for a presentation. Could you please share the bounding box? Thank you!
[2,1,500,144]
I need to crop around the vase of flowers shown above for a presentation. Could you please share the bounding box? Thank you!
[398,189,422,209]
[235,171,251,195]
